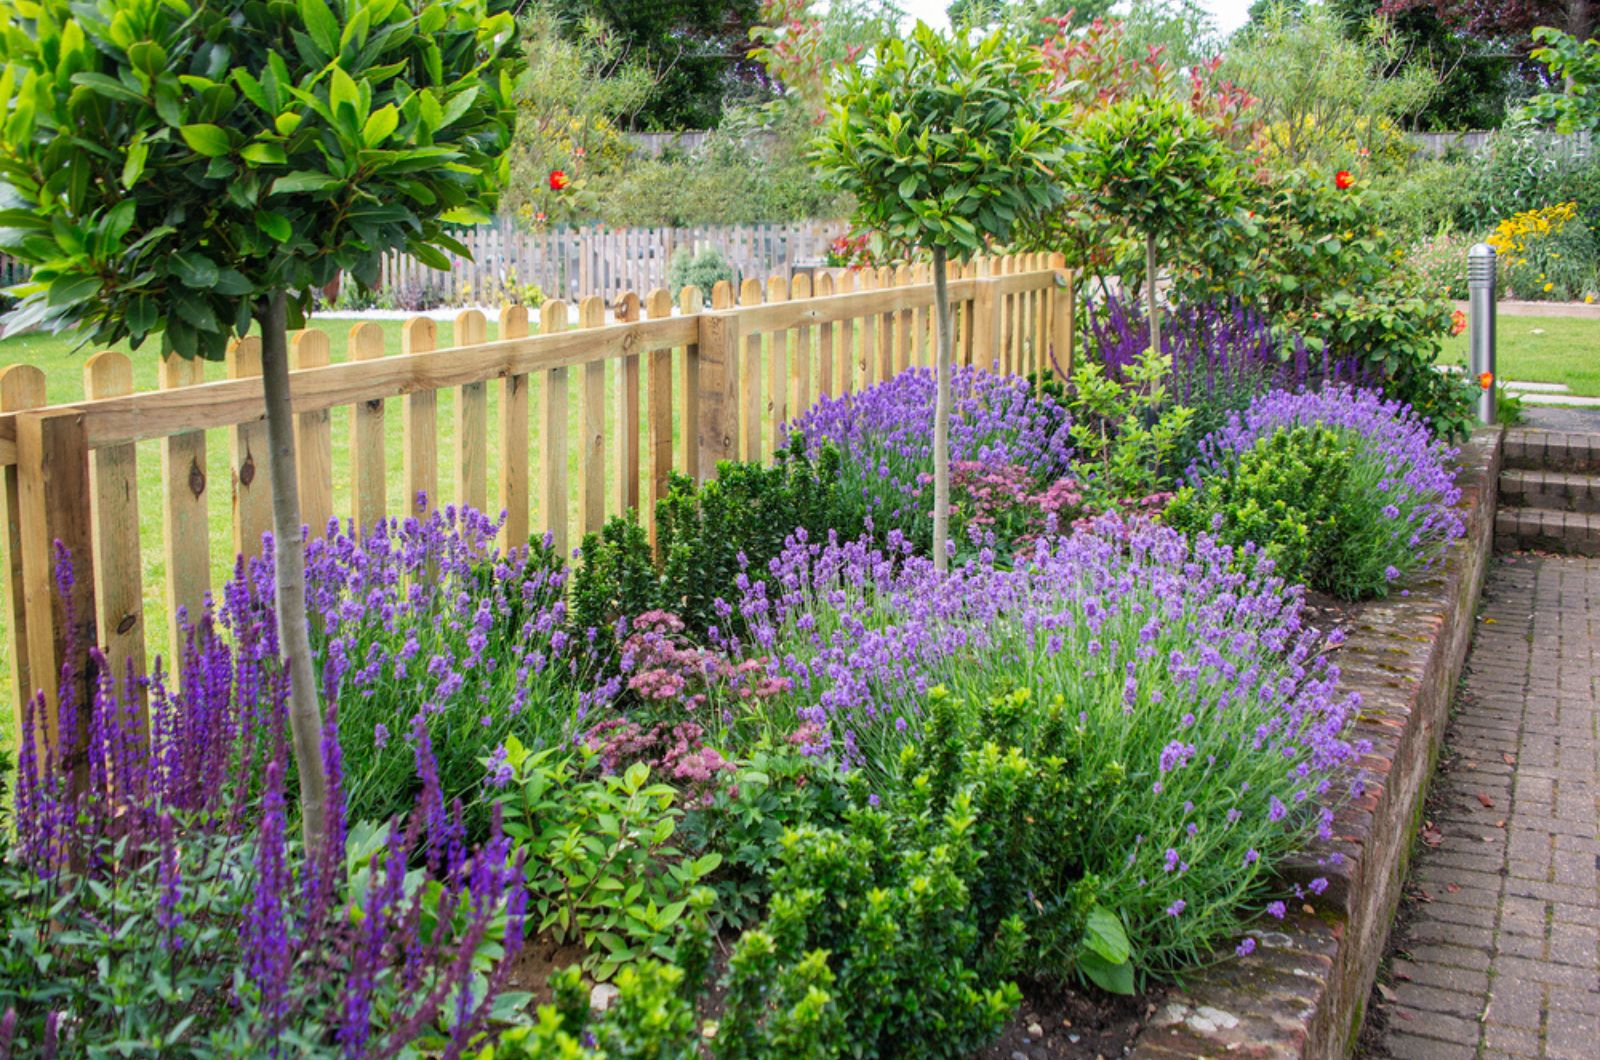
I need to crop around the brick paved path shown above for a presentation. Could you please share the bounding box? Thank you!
[1371,555,1600,1059]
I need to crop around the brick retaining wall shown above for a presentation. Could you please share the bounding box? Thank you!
[1131,425,1504,1059]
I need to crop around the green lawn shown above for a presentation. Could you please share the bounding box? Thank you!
[1441,314,1600,396]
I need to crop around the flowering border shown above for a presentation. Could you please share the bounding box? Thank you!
[1133,425,1503,1058]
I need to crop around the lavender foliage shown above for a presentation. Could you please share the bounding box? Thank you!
[1185,385,1465,597]
[731,518,1364,971]
[784,366,1073,551]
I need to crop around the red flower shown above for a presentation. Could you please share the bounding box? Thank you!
[548,169,570,191]
[1450,309,1467,336]
[1334,170,1354,190]
[1478,371,1494,390]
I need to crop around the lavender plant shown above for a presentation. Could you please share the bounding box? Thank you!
[732,519,1364,975]
[1171,385,1465,599]
[224,506,590,826]
[784,367,1073,553]
[1,550,528,1056]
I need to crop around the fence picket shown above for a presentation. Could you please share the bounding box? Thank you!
[226,337,272,561]
[1,364,45,722]
[292,330,335,539]
[766,275,789,435]
[454,310,489,513]
[349,322,388,531]
[401,317,438,516]
[578,295,607,536]
[739,278,764,463]
[646,288,674,544]
[159,354,210,669]
[815,272,834,398]
[499,304,531,552]
[84,353,146,716]
[791,273,812,418]
[679,285,704,478]
[540,301,571,557]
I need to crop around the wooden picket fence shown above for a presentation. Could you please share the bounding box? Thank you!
[0,252,1073,758]
[377,220,844,304]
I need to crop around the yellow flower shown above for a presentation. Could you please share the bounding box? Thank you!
[1587,295,1596,304]
[1544,282,1555,292]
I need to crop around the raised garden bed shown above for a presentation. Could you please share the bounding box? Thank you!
[1129,425,1502,1058]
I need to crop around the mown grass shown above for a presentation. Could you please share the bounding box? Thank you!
[1440,314,1600,396]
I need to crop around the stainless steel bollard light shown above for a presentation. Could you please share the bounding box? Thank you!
[1468,243,1497,425]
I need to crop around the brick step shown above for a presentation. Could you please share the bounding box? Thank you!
[1498,467,1600,513]
[1494,508,1600,555]
[1503,429,1600,474]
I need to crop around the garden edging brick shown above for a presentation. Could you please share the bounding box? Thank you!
[1130,424,1504,1059]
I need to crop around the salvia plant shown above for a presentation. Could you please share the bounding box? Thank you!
[730,517,1365,974]
[784,367,1073,552]
[1,548,528,1057]
[1174,385,1465,599]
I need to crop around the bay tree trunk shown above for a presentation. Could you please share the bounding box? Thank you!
[932,245,952,574]
[260,290,330,850]
[1145,232,1162,360]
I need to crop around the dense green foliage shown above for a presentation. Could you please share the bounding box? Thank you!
[570,440,861,650]
[0,0,520,354]
[1167,426,1354,591]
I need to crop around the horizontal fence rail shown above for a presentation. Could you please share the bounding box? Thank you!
[0,252,1073,761]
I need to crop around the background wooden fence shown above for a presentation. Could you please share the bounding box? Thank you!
[0,253,1073,758]
[376,219,844,304]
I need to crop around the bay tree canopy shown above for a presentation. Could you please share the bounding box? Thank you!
[0,0,519,358]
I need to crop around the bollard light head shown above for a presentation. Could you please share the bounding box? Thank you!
[1468,242,1496,289]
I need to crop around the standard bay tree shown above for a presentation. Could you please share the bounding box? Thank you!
[0,0,521,847]
[813,23,1069,571]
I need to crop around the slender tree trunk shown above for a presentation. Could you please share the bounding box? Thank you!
[260,291,329,850]
[932,245,952,574]
[1145,232,1161,360]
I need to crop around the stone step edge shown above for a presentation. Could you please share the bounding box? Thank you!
[1502,429,1600,473]
[1498,467,1600,513]
[1494,508,1600,555]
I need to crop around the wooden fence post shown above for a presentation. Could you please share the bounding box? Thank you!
[766,275,789,434]
[226,337,272,561]
[697,290,739,481]
[83,353,147,725]
[499,304,532,553]
[645,288,674,546]
[678,285,703,479]
[614,291,642,517]
[1049,254,1074,381]
[1,364,45,733]
[16,409,97,782]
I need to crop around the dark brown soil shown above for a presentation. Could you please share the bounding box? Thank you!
[1303,588,1363,637]
[502,932,588,1006]
[978,980,1156,1060]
